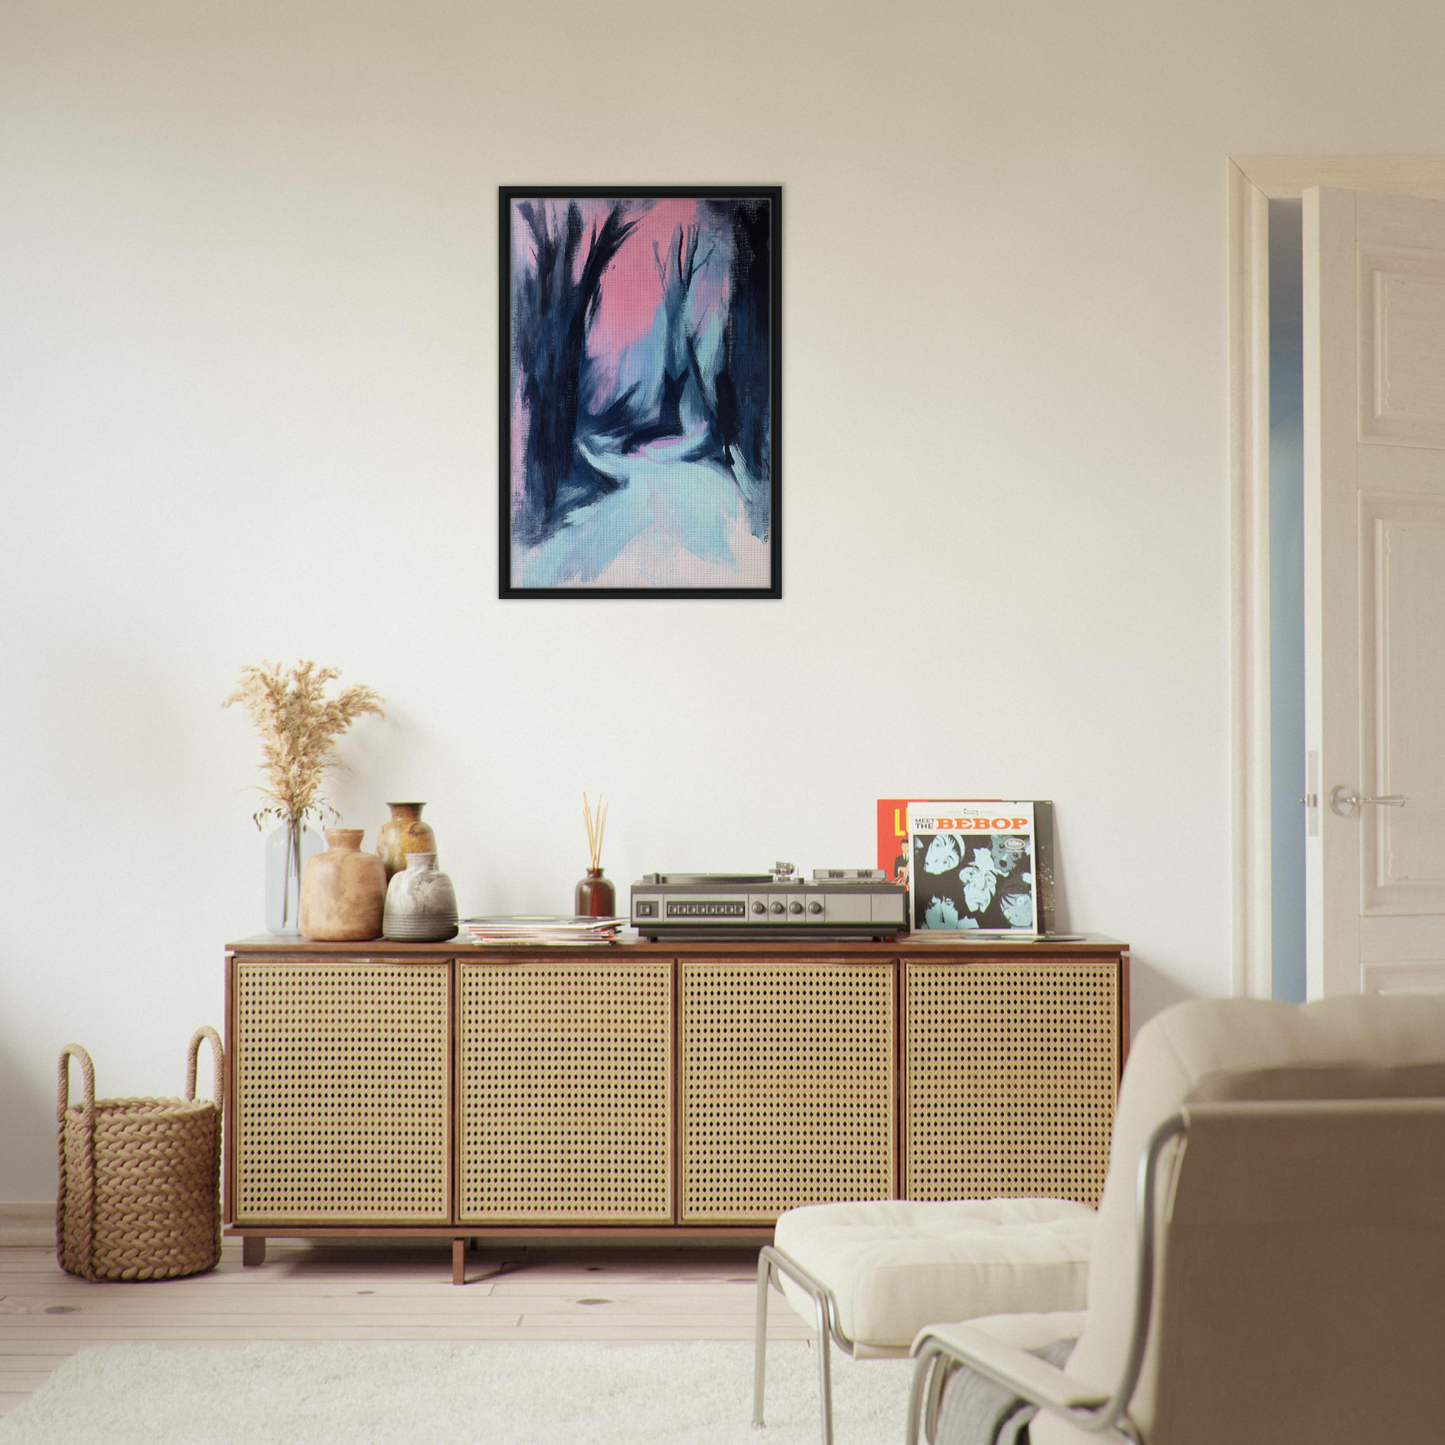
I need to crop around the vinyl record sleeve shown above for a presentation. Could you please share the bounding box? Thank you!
[877,798,1055,933]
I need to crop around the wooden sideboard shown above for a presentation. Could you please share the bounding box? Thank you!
[224,935,1128,1281]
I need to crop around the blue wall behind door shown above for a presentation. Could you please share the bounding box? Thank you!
[1269,200,1306,1004]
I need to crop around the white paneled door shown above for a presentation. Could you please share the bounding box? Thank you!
[1305,187,1445,996]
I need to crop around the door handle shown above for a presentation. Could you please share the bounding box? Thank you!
[1329,786,1408,816]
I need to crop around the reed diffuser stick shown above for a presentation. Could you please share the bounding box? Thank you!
[583,792,608,870]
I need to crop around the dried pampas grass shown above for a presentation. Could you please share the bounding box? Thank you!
[223,660,385,828]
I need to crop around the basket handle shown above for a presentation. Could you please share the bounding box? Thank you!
[57,1043,95,1125]
[185,1026,225,1108]
[56,1043,98,1277]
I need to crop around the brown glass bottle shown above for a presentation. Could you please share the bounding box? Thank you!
[574,867,616,918]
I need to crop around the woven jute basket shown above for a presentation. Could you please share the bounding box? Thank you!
[56,1027,224,1282]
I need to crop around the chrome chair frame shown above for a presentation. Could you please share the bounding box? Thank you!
[904,1114,1186,1445]
[753,1243,873,1445]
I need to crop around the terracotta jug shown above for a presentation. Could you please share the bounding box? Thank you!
[299,829,385,941]
[376,802,438,881]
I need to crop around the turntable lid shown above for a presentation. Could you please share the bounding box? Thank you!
[648,872,772,885]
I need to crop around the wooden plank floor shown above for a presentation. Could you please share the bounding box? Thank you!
[0,1239,811,1415]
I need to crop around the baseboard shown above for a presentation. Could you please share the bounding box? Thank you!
[0,1201,54,1247]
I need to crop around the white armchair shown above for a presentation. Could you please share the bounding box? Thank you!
[907,993,1445,1445]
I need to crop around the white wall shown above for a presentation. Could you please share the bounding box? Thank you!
[3,0,1442,1200]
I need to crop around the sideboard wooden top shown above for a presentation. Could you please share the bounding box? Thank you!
[228,932,1127,958]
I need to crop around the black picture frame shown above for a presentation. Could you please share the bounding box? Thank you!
[499,186,782,599]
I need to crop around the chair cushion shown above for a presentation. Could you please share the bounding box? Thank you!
[772,1198,1096,1354]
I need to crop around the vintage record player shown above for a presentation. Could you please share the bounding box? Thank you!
[630,863,907,940]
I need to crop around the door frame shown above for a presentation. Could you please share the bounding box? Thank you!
[1228,157,1445,998]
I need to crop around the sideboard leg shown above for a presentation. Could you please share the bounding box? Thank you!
[241,1236,266,1268]
[452,1237,465,1285]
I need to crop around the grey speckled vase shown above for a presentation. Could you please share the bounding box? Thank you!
[382,852,459,942]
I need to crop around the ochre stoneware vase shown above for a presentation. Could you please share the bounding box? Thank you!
[299,829,385,941]
[376,802,438,881]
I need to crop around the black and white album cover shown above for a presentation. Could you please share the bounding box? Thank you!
[908,801,1038,933]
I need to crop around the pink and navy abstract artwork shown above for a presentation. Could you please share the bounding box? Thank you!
[500,188,780,598]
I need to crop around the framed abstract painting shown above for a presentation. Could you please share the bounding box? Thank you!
[499,186,781,598]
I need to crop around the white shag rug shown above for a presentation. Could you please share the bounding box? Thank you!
[0,1341,914,1444]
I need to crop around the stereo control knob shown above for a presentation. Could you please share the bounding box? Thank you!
[789,901,804,915]
[752,901,766,914]
[770,902,785,915]
[808,901,823,915]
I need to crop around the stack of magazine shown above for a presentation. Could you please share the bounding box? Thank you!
[458,915,626,946]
